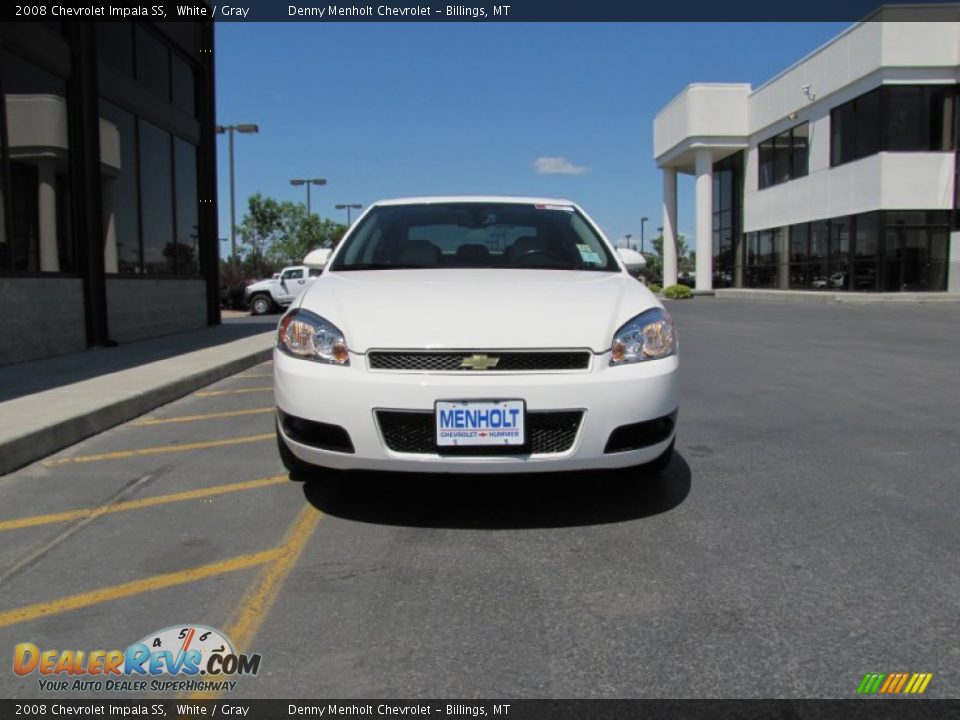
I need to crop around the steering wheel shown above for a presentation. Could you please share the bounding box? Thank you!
[512,248,566,266]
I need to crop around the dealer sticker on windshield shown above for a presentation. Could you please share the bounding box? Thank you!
[436,400,525,446]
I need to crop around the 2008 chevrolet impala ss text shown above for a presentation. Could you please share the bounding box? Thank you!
[273,196,678,476]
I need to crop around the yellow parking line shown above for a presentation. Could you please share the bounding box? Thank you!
[43,434,274,467]
[132,408,274,426]
[190,504,322,700]
[195,387,272,398]
[0,476,287,532]
[0,547,284,629]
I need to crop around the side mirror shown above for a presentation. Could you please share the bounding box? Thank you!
[616,247,646,272]
[303,247,332,269]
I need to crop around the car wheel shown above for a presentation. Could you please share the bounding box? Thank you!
[276,422,316,480]
[250,294,273,316]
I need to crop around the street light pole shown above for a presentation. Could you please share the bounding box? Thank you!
[216,123,259,262]
[641,216,649,254]
[290,178,327,216]
[335,203,363,225]
[624,234,632,250]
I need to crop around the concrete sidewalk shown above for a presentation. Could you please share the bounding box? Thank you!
[0,319,276,476]
[714,289,960,304]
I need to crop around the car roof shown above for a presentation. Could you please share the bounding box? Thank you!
[370,196,578,207]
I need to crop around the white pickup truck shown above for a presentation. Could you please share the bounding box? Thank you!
[244,265,320,315]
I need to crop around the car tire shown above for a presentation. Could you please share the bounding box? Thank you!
[276,422,316,480]
[250,294,273,316]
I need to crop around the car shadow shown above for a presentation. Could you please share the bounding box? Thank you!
[299,452,691,530]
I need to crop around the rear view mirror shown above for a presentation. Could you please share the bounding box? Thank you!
[616,247,646,272]
[303,247,332,269]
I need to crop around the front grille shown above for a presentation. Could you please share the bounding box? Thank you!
[367,351,590,372]
[376,410,583,456]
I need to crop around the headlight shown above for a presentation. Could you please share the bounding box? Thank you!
[610,307,676,365]
[278,309,349,365]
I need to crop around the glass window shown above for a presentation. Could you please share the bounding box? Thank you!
[759,123,808,188]
[853,212,879,291]
[885,86,925,151]
[831,101,854,166]
[930,87,955,152]
[810,221,829,259]
[758,139,774,190]
[135,26,170,101]
[282,268,304,279]
[138,120,174,274]
[792,123,809,178]
[97,23,134,77]
[830,217,851,289]
[855,89,881,159]
[332,202,618,272]
[759,230,777,265]
[171,55,196,116]
[99,101,140,273]
[174,138,199,275]
[774,131,792,184]
[2,52,73,273]
[790,223,809,261]
[719,169,732,209]
[928,229,948,291]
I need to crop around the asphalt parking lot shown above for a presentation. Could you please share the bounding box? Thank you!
[0,298,957,699]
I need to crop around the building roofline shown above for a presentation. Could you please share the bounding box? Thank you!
[751,3,960,97]
[657,83,752,118]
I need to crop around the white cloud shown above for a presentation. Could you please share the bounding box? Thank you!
[533,156,589,175]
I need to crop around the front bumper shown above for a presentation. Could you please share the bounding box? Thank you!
[274,349,678,474]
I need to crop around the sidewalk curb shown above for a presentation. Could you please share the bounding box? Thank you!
[1,346,273,476]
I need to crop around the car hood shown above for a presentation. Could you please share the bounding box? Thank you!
[296,269,660,353]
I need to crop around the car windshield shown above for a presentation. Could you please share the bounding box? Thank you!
[329,202,619,272]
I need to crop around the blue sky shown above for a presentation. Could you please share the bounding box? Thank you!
[214,22,849,255]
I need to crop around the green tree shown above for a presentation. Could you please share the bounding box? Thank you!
[645,234,691,277]
[267,211,347,266]
[237,193,347,275]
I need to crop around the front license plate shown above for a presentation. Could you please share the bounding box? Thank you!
[435,400,525,446]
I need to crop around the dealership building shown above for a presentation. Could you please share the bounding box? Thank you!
[0,20,217,366]
[654,8,960,294]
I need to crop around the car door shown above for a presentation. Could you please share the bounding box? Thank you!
[277,268,307,303]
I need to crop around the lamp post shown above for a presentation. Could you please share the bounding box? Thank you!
[335,203,363,225]
[290,178,327,216]
[215,123,259,263]
[624,233,632,250]
[641,216,649,254]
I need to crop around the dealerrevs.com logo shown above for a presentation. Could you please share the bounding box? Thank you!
[13,624,261,693]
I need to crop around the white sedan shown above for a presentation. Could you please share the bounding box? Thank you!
[274,197,678,476]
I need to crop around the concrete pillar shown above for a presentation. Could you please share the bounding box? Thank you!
[694,148,713,292]
[38,161,59,273]
[949,231,960,294]
[102,179,119,273]
[661,167,678,287]
[778,227,790,289]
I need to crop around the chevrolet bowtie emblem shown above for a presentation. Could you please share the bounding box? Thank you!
[460,354,500,370]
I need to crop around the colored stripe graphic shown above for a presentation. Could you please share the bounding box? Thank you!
[858,672,932,695]
[857,673,885,694]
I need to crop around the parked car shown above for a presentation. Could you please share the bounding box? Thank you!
[245,264,323,315]
[274,197,678,478]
